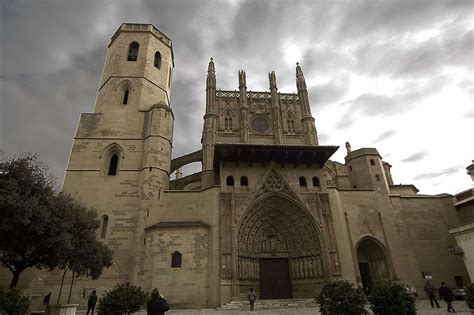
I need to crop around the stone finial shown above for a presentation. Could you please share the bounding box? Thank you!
[175,168,183,180]
[239,70,246,88]
[345,141,352,154]
[207,57,215,74]
[269,71,277,89]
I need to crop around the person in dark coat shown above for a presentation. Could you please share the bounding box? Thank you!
[247,288,257,311]
[86,290,98,315]
[147,288,170,315]
[439,282,456,313]
[424,281,440,308]
[43,292,51,312]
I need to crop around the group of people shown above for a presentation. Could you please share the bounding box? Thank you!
[424,281,457,313]
[43,288,169,315]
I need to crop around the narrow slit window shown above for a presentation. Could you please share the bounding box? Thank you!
[101,215,109,239]
[128,42,139,61]
[240,176,248,186]
[123,90,129,105]
[226,176,234,186]
[312,176,320,187]
[299,176,307,187]
[154,51,162,69]
[370,159,375,166]
[171,251,182,268]
[108,154,119,175]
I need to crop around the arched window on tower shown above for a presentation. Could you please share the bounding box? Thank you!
[299,176,307,187]
[240,176,248,186]
[312,176,320,187]
[127,42,139,61]
[154,51,162,69]
[171,251,182,268]
[123,89,129,105]
[101,215,109,239]
[226,176,234,186]
[108,154,119,175]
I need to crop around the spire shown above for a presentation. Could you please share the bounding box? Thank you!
[269,71,277,90]
[207,57,216,88]
[296,62,307,91]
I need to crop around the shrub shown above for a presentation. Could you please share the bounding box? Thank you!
[0,289,30,315]
[97,283,149,315]
[317,280,368,315]
[466,283,474,310]
[368,281,416,315]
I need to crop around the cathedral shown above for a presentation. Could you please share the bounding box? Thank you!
[5,23,470,310]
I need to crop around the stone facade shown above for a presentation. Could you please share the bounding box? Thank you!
[1,23,470,310]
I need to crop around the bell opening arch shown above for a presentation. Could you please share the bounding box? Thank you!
[235,192,328,299]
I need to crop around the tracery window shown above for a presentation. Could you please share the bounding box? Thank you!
[227,176,234,186]
[127,42,139,61]
[101,215,109,238]
[240,176,248,186]
[154,51,162,69]
[171,251,182,268]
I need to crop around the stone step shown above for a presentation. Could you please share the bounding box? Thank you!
[220,298,318,310]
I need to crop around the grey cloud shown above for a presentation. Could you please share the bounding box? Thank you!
[415,165,461,180]
[401,151,429,163]
[373,130,396,143]
[317,132,330,144]
[335,113,355,130]
[463,109,474,119]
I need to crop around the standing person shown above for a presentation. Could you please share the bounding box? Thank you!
[247,288,257,311]
[439,282,456,313]
[43,292,51,312]
[424,281,440,308]
[147,288,170,315]
[86,290,98,315]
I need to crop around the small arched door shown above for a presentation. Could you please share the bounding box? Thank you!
[356,237,390,292]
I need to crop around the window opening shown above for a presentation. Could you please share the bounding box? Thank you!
[128,42,139,61]
[101,215,108,238]
[375,174,381,181]
[123,90,129,105]
[312,176,320,187]
[299,176,307,187]
[154,51,162,69]
[240,176,248,186]
[226,176,234,186]
[171,251,182,268]
[108,154,119,175]
[370,159,375,166]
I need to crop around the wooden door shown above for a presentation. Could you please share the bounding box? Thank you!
[259,258,292,299]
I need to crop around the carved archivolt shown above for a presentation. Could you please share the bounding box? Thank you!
[236,169,325,280]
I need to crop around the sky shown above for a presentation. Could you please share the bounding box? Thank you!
[0,0,473,195]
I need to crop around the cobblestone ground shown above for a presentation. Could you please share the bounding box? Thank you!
[160,301,472,315]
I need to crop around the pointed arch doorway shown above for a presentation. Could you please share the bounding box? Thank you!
[237,193,326,299]
[356,237,390,292]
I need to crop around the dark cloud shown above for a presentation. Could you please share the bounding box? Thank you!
[415,165,461,180]
[402,151,429,163]
[373,130,396,143]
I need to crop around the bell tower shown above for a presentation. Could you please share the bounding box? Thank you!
[63,23,174,286]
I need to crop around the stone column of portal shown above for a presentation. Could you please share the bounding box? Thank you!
[202,58,217,188]
[296,63,318,145]
[269,71,282,144]
[239,70,249,143]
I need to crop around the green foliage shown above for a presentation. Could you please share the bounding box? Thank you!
[0,153,113,288]
[466,283,474,310]
[368,281,416,315]
[0,289,30,315]
[317,280,368,315]
[97,283,149,315]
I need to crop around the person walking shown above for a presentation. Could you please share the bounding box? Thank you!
[147,288,170,315]
[247,288,257,311]
[439,282,456,313]
[86,290,98,315]
[43,292,51,312]
[424,281,440,308]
